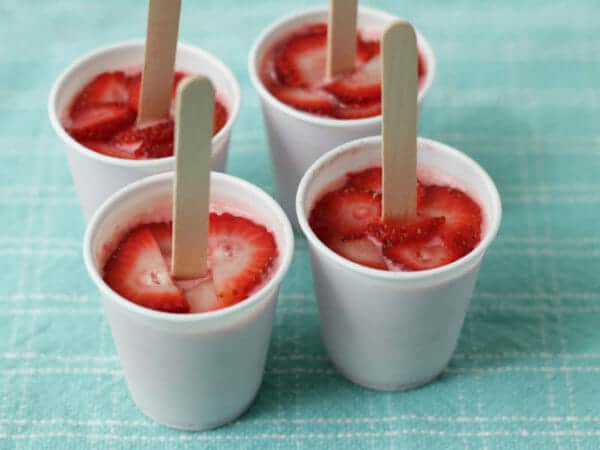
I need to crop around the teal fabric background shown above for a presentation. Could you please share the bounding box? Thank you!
[1,0,599,448]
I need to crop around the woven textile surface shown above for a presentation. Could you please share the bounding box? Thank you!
[1,0,599,448]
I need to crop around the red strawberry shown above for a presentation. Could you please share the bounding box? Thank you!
[324,235,386,270]
[274,24,328,87]
[333,101,381,119]
[126,73,141,112]
[112,120,175,158]
[208,213,277,305]
[309,188,382,240]
[70,71,130,112]
[346,167,382,193]
[103,226,189,313]
[356,37,380,61]
[214,99,228,134]
[67,104,135,140]
[147,222,173,259]
[324,55,381,103]
[442,222,481,258]
[271,85,335,115]
[369,216,446,247]
[383,235,456,271]
[80,140,141,159]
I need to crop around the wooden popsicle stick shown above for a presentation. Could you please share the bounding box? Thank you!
[326,0,358,79]
[138,0,181,125]
[171,76,214,279]
[381,20,418,221]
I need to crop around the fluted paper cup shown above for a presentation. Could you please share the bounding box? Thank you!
[249,6,435,227]
[49,40,240,222]
[296,136,501,391]
[83,172,293,430]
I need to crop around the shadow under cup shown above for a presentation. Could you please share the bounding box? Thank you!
[296,136,502,391]
[48,40,240,223]
[83,172,294,430]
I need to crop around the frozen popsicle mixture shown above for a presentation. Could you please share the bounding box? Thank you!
[309,167,482,271]
[102,212,278,313]
[259,23,426,119]
[62,70,228,159]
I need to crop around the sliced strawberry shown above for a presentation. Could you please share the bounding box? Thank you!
[324,235,386,270]
[70,71,130,112]
[271,85,335,115]
[346,167,382,194]
[383,235,456,271]
[147,222,173,259]
[356,36,380,61]
[80,140,140,159]
[309,188,382,240]
[324,55,381,103]
[208,213,277,305]
[126,73,141,112]
[103,226,189,313]
[334,101,381,119]
[112,120,175,158]
[274,23,327,87]
[442,222,481,258]
[214,99,228,134]
[419,184,482,255]
[369,216,446,247]
[67,104,135,141]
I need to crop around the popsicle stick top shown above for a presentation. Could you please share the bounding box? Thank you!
[138,0,181,125]
[326,0,358,79]
[381,20,418,222]
[171,76,214,280]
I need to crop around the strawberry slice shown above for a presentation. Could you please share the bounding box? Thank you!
[126,73,141,112]
[369,216,446,247]
[274,24,327,87]
[111,120,175,158]
[346,167,382,194]
[70,71,130,112]
[271,85,335,115]
[419,184,482,251]
[324,235,386,270]
[324,55,381,103]
[419,185,481,227]
[309,188,382,240]
[383,235,456,271]
[148,222,173,260]
[208,213,277,305]
[67,104,135,141]
[103,226,189,313]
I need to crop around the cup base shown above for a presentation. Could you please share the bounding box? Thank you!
[132,389,259,431]
[325,343,451,392]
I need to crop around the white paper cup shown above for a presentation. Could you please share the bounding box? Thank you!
[296,136,501,391]
[83,172,293,430]
[49,40,241,223]
[249,7,435,227]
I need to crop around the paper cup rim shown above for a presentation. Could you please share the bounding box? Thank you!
[83,171,294,323]
[296,135,502,282]
[248,6,436,128]
[48,39,241,169]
